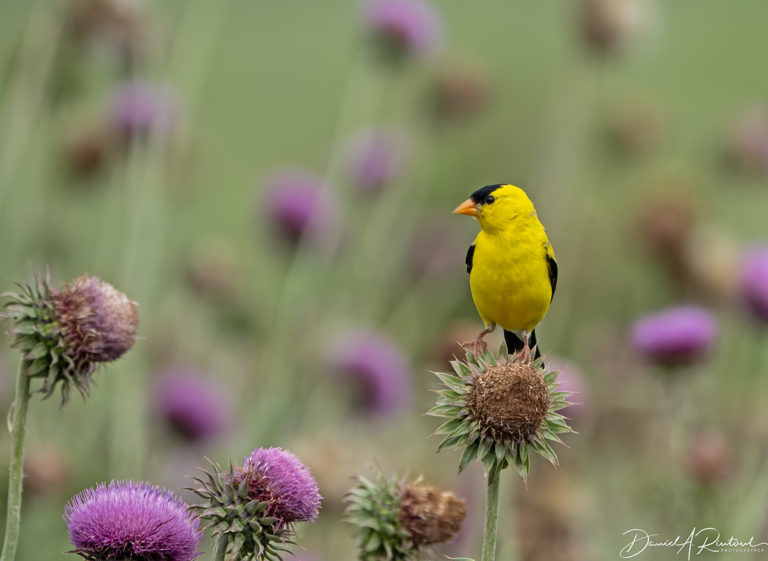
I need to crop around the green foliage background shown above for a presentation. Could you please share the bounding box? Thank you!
[1,1,767,559]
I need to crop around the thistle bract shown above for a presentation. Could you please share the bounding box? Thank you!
[64,480,202,561]
[428,347,573,480]
[2,274,138,403]
[345,473,466,561]
[190,448,321,561]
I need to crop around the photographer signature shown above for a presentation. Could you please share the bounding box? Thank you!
[620,527,768,559]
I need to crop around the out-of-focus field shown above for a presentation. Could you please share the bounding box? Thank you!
[1,0,768,559]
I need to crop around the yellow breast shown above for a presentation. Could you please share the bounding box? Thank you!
[469,227,553,332]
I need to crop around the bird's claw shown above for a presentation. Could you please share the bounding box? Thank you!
[460,337,487,358]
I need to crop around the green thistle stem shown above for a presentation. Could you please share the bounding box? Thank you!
[211,534,228,561]
[0,360,31,561]
[480,469,501,561]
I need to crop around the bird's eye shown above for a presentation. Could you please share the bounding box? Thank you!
[486,195,495,204]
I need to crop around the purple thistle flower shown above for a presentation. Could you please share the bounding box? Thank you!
[329,329,412,418]
[235,448,322,525]
[364,0,442,61]
[741,246,768,323]
[345,128,407,195]
[261,170,337,246]
[153,368,230,443]
[64,480,202,561]
[630,305,717,366]
[109,81,178,141]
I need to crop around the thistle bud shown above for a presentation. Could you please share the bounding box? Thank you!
[429,348,572,479]
[345,472,466,560]
[2,274,138,403]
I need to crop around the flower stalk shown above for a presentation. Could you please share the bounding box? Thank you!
[480,469,500,561]
[0,360,30,561]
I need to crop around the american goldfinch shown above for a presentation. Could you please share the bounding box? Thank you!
[453,184,557,360]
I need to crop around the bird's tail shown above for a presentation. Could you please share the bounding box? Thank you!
[503,329,542,361]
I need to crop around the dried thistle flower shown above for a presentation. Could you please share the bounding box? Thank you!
[428,347,572,479]
[2,274,138,404]
[345,472,466,561]
[579,0,648,54]
[190,448,321,561]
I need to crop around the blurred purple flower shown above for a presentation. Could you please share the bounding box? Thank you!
[329,329,412,418]
[407,215,464,279]
[345,128,407,194]
[631,306,717,366]
[153,368,230,443]
[110,81,178,140]
[548,357,587,420]
[741,246,768,323]
[364,0,442,61]
[236,448,322,524]
[64,480,202,561]
[262,170,337,245]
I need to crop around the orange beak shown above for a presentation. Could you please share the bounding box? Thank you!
[452,198,479,216]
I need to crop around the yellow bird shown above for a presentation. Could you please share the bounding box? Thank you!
[453,184,557,361]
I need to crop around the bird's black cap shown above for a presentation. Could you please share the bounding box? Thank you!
[470,184,504,203]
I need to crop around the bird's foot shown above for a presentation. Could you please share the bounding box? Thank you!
[460,336,488,358]
[519,341,532,363]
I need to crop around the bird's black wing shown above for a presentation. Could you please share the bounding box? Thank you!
[546,253,558,302]
[465,244,475,275]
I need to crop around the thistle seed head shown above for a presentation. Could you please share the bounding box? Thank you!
[397,483,466,547]
[467,361,550,444]
[345,472,465,561]
[428,347,573,480]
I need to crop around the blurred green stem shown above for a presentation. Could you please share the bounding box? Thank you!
[211,535,227,561]
[0,360,31,561]
[481,469,501,561]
